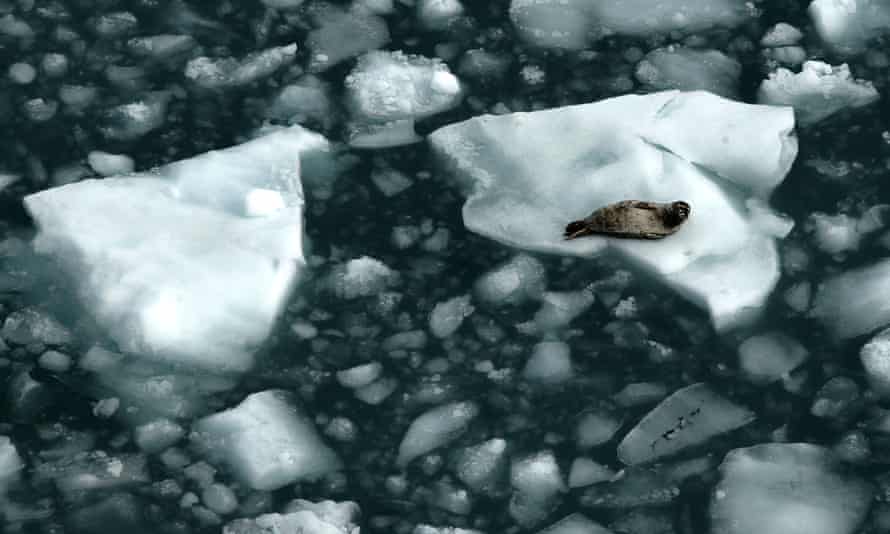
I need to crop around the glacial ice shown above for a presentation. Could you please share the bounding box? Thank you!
[510,0,753,50]
[710,443,872,534]
[810,259,890,339]
[397,401,479,467]
[809,0,890,56]
[617,383,755,465]
[758,61,879,126]
[430,90,798,330]
[25,126,331,373]
[191,390,342,491]
[345,51,463,148]
[635,47,741,99]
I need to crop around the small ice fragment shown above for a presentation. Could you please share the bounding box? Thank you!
[523,341,573,385]
[738,332,808,385]
[87,151,135,176]
[397,401,479,467]
[429,295,475,338]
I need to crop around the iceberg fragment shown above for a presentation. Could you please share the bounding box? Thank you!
[758,61,879,126]
[810,259,890,339]
[191,390,342,491]
[25,126,331,373]
[429,91,798,330]
[617,383,755,465]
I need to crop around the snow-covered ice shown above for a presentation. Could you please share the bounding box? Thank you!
[25,126,331,373]
[758,61,879,126]
[618,383,755,465]
[346,51,463,148]
[191,390,342,491]
[430,90,798,330]
[329,256,398,299]
[710,443,872,534]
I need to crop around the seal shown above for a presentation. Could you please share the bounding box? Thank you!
[563,200,691,240]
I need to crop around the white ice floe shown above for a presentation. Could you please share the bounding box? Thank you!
[758,61,879,126]
[345,51,463,148]
[710,443,872,534]
[430,90,798,330]
[192,390,342,491]
[25,126,332,373]
[510,0,754,50]
[810,259,890,339]
[809,0,890,56]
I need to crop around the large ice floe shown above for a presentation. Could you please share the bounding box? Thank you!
[429,90,798,330]
[24,125,332,373]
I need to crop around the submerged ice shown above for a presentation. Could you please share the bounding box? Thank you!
[430,90,798,330]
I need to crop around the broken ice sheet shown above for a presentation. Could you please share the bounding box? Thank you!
[430,90,798,330]
[25,126,333,373]
[710,443,872,534]
[617,383,755,465]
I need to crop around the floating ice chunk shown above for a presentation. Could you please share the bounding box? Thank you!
[224,500,360,534]
[568,458,615,488]
[100,92,171,140]
[617,383,755,465]
[429,295,475,338]
[810,259,890,339]
[418,0,464,30]
[0,172,18,192]
[185,44,298,90]
[860,328,890,398]
[127,35,197,61]
[761,22,804,46]
[330,257,398,299]
[535,513,612,534]
[26,126,330,373]
[575,410,621,449]
[1,307,71,345]
[635,47,741,99]
[710,443,872,534]
[371,168,413,197]
[808,212,861,254]
[510,0,753,50]
[454,438,509,496]
[397,401,479,467]
[261,0,306,9]
[474,254,546,306]
[306,4,389,72]
[809,0,890,56]
[758,61,879,126]
[79,345,237,423]
[510,450,566,527]
[34,451,150,497]
[191,390,342,490]
[267,77,334,129]
[87,151,134,177]
[346,51,463,148]
[0,436,23,493]
[523,341,573,385]
[39,350,72,372]
[414,526,484,534]
[430,90,798,330]
[336,362,383,389]
[8,62,36,84]
[203,483,238,515]
[738,332,808,385]
[133,419,185,453]
[533,289,596,332]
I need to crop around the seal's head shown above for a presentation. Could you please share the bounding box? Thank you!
[664,201,691,227]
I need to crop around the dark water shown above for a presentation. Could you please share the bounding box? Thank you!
[1,1,890,533]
